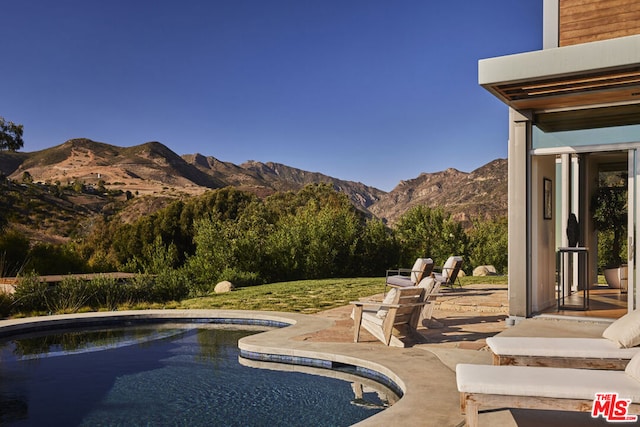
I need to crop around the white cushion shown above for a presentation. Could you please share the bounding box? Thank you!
[411,258,431,283]
[456,363,640,401]
[626,352,640,382]
[362,311,384,326]
[603,310,640,348]
[417,276,437,293]
[376,288,397,319]
[441,256,456,280]
[386,275,413,287]
[486,337,640,359]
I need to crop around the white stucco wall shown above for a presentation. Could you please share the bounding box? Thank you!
[531,155,558,312]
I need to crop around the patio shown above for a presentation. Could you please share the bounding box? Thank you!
[307,283,620,426]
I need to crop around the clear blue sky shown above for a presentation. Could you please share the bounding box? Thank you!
[2,1,542,191]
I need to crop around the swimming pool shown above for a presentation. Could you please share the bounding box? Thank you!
[0,321,399,426]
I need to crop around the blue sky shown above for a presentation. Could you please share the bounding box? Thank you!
[2,1,542,191]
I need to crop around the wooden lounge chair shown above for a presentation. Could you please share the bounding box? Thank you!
[433,256,463,289]
[487,336,640,370]
[384,258,433,293]
[487,310,640,370]
[456,357,640,427]
[351,287,428,347]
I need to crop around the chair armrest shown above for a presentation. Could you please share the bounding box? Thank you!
[350,301,428,309]
[386,268,415,276]
[350,301,383,308]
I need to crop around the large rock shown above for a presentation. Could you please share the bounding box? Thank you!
[473,265,497,277]
[214,280,235,293]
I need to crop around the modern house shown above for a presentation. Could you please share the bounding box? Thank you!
[479,0,640,321]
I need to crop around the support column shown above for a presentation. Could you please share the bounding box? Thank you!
[508,108,532,320]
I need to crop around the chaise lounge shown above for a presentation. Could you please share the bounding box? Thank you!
[456,353,640,426]
[487,309,640,370]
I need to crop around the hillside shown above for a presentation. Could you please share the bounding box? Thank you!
[368,159,508,225]
[183,154,384,208]
[8,139,223,196]
[0,138,507,241]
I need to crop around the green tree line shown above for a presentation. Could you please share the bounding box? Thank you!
[1,184,507,296]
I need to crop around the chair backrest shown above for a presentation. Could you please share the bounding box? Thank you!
[411,258,434,284]
[418,276,440,300]
[442,256,463,282]
[386,287,425,328]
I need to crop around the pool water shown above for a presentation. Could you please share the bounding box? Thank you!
[0,324,397,426]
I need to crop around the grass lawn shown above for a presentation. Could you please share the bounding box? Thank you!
[177,275,508,314]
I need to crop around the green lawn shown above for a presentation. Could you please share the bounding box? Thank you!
[176,275,508,314]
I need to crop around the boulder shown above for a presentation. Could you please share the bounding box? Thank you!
[214,280,235,293]
[473,265,497,277]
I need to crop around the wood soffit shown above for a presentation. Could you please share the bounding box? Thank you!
[490,66,640,111]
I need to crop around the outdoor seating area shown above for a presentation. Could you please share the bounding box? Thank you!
[385,256,463,293]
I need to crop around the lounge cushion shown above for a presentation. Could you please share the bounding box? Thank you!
[362,311,384,326]
[456,363,640,401]
[417,276,437,293]
[440,256,457,280]
[411,258,432,283]
[386,275,414,287]
[486,336,640,359]
[626,352,640,382]
[603,310,640,348]
[377,288,397,319]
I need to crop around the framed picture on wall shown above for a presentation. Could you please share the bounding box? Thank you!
[543,178,552,220]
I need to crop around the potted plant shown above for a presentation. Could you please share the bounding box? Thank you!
[591,185,627,288]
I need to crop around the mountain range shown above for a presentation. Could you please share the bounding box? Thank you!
[0,138,507,236]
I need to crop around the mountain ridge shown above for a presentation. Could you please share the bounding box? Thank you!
[0,138,507,238]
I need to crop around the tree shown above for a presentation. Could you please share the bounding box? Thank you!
[394,205,468,269]
[468,217,508,274]
[591,186,627,269]
[21,171,33,183]
[0,117,24,151]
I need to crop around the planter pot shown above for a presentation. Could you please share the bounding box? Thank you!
[604,266,628,290]
[604,268,620,288]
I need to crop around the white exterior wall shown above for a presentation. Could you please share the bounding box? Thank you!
[531,155,558,312]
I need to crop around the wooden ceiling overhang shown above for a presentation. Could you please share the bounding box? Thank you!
[479,35,640,132]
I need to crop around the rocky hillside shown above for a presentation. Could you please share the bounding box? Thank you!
[7,139,223,195]
[183,154,384,209]
[0,138,507,241]
[368,159,507,225]
[5,139,384,211]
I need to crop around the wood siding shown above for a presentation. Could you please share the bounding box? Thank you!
[559,0,640,46]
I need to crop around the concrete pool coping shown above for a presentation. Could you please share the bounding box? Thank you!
[0,292,616,426]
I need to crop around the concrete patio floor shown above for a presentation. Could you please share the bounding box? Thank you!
[0,284,622,426]
[304,284,619,426]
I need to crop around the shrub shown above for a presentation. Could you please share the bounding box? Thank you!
[218,267,262,288]
[90,275,128,311]
[0,292,13,318]
[148,269,189,302]
[12,273,50,313]
[46,277,94,313]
